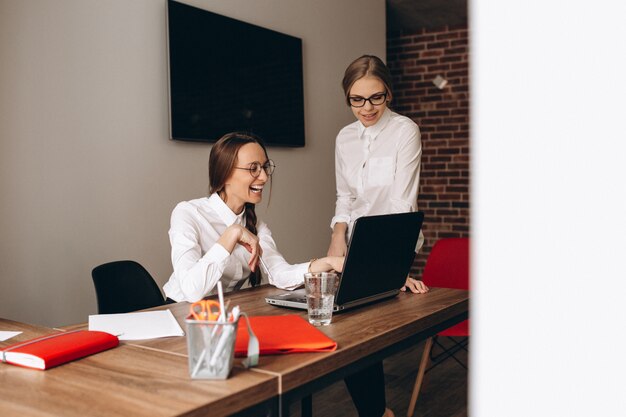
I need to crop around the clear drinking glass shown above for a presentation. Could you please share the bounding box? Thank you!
[304,272,339,326]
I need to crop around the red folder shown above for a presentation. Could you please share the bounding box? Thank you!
[1,330,119,370]
[235,315,337,356]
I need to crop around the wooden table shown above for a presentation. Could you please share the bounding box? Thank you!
[1,285,468,417]
[0,318,278,417]
[118,285,469,416]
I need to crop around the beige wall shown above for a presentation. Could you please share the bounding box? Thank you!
[0,0,385,326]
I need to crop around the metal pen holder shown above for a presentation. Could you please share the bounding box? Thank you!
[185,316,239,379]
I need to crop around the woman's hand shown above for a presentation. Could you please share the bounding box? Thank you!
[401,276,429,294]
[217,224,262,272]
[327,224,348,256]
[309,256,345,273]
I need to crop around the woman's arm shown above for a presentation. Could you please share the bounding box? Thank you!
[390,126,428,293]
[216,225,261,272]
[169,203,261,302]
[389,124,422,213]
[257,222,344,290]
[308,256,345,273]
[328,222,348,256]
[328,140,353,256]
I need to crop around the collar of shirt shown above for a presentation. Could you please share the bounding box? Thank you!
[357,107,392,142]
[207,193,246,227]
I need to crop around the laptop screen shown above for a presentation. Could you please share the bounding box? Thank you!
[334,212,424,306]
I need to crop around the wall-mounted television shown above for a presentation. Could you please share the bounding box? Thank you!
[167,0,305,147]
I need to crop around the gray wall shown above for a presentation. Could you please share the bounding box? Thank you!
[0,0,385,326]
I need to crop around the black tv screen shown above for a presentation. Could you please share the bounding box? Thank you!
[167,0,305,147]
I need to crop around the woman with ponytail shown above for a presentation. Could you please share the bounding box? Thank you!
[163,132,343,303]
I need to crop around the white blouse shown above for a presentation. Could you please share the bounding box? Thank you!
[331,108,424,249]
[163,193,308,302]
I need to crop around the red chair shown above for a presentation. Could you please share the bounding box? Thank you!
[407,238,469,417]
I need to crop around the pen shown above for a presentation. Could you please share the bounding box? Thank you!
[229,305,240,322]
[217,281,226,323]
[208,317,236,369]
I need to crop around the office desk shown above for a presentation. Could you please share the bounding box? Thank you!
[1,286,468,417]
[0,318,278,417]
[126,285,469,416]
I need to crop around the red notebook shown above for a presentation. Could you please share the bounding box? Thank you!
[235,315,337,356]
[1,330,119,370]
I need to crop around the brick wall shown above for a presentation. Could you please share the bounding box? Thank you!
[387,26,470,278]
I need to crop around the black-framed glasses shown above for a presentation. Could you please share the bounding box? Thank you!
[234,160,276,178]
[348,91,388,108]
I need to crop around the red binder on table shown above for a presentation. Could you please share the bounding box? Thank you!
[1,330,119,370]
[235,315,337,356]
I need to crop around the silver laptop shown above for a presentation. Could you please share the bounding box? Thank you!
[265,211,424,312]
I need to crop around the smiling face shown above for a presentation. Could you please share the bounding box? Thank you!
[222,142,268,214]
[349,76,390,127]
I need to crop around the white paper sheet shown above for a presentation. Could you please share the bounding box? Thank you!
[88,309,184,341]
[0,331,22,342]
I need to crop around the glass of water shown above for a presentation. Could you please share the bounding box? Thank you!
[304,272,339,326]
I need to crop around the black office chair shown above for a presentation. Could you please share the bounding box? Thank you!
[91,260,165,314]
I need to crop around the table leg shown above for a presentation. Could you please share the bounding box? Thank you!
[301,394,312,417]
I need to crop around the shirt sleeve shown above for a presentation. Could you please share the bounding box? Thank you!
[390,124,422,214]
[168,202,230,302]
[330,137,354,229]
[257,221,308,290]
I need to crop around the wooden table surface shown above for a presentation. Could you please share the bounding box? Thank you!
[244,286,469,393]
[1,285,468,416]
[120,285,469,405]
[0,318,278,417]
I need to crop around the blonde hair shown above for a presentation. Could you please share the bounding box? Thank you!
[341,55,393,106]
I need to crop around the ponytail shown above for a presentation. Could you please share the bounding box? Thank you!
[244,202,260,286]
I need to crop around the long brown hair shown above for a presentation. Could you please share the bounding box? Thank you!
[208,131,271,286]
[341,55,393,106]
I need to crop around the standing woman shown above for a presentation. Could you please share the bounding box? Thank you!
[327,54,429,295]
[324,55,429,417]
[163,132,343,303]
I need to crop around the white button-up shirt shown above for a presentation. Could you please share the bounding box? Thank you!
[331,108,424,250]
[163,193,308,302]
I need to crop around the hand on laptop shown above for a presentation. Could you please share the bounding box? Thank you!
[401,276,429,294]
[309,256,345,273]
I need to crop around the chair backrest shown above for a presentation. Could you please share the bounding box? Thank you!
[91,260,165,314]
[422,238,469,290]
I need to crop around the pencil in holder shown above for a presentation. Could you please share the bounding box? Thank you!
[185,317,238,380]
